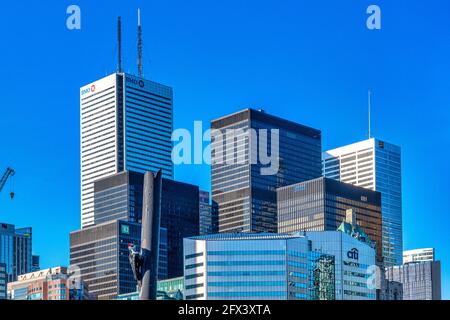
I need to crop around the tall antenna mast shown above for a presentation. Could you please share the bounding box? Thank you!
[368,90,372,139]
[118,16,122,73]
[137,8,143,77]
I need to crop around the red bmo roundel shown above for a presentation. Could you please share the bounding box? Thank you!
[91,85,96,93]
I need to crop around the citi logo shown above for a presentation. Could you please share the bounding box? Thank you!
[347,248,359,260]
[126,76,145,88]
[81,85,96,96]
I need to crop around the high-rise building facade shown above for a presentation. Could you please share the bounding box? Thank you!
[71,172,199,298]
[306,231,377,300]
[403,248,435,264]
[93,171,145,225]
[211,108,322,233]
[199,190,214,235]
[69,220,143,300]
[31,255,40,272]
[0,223,33,282]
[70,220,147,300]
[323,138,402,266]
[385,261,441,300]
[80,73,173,228]
[93,170,200,279]
[161,178,200,278]
[0,263,6,299]
[7,266,90,300]
[183,233,335,300]
[277,177,383,261]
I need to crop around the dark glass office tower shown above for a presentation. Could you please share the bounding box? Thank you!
[92,170,200,279]
[0,223,33,282]
[211,108,322,233]
[199,190,215,235]
[69,220,142,300]
[277,177,383,261]
[0,263,6,299]
[161,179,200,278]
[93,171,144,225]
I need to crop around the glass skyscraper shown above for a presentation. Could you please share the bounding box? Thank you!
[0,223,33,282]
[403,248,435,264]
[211,108,322,233]
[277,177,383,262]
[199,190,214,235]
[80,73,174,228]
[70,220,145,300]
[88,170,199,280]
[93,171,145,225]
[306,231,377,300]
[0,263,6,299]
[385,261,441,300]
[322,138,403,266]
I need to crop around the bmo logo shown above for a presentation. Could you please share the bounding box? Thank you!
[81,84,96,96]
[126,76,145,88]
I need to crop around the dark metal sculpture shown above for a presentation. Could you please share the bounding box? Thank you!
[128,170,162,300]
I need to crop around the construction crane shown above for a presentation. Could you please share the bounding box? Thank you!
[0,167,15,200]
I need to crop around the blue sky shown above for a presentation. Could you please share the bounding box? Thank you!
[0,0,449,298]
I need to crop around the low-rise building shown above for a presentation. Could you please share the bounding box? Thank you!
[116,277,184,300]
[7,266,89,300]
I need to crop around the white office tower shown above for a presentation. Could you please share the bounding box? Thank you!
[80,73,173,228]
[403,248,435,264]
[322,138,402,266]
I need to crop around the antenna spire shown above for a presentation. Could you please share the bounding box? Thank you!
[137,8,143,78]
[368,90,372,139]
[117,16,122,73]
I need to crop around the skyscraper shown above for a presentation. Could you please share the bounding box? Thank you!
[71,170,199,298]
[323,138,402,266]
[93,170,145,225]
[403,248,435,264]
[70,220,143,300]
[80,73,173,228]
[161,179,200,279]
[306,231,377,300]
[211,108,322,233]
[0,263,6,300]
[199,190,214,235]
[0,223,33,282]
[385,261,441,300]
[277,177,383,261]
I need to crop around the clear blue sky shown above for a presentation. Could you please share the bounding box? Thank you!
[0,0,449,298]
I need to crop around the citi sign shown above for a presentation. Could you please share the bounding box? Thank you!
[81,85,96,96]
[126,76,145,88]
[347,248,359,260]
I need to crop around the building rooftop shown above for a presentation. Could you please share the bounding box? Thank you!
[187,232,304,241]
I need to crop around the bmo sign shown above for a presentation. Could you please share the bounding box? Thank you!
[126,76,145,88]
[81,84,96,96]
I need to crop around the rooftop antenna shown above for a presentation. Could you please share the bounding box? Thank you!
[137,8,143,78]
[368,90,372,139]
[118,16,122,73]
